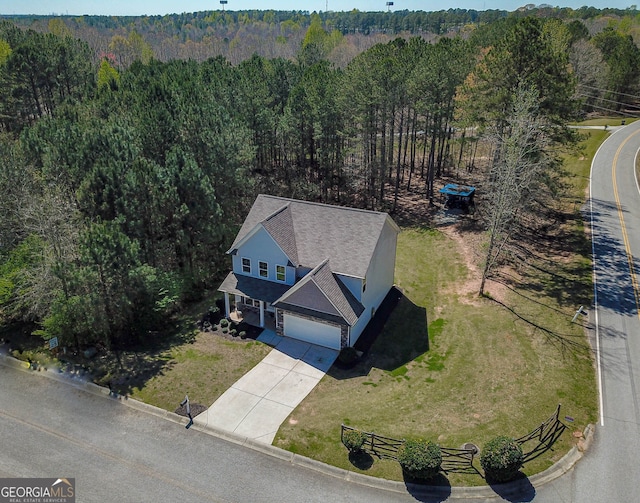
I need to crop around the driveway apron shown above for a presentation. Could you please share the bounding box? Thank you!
[195,330,338,444]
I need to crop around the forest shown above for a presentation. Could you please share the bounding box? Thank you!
[0,8,639,351]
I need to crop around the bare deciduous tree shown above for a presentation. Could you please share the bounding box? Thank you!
[480,85,553,295]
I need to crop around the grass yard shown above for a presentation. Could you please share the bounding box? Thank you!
[127,330,271,412]
[272,131,601,485]
[273,227,597,485]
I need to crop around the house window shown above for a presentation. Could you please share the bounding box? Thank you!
[276,265,286,282]
[242,258,251,274]
[243,297,260,307]
[259,261,268,278]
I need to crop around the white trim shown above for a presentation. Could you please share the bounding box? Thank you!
[241,257,251,274]
[259,260,268,278]
[276,264,286,282]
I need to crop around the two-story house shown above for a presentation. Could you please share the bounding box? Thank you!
[218,194,399,350]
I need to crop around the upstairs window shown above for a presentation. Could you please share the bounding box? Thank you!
[259,261,268,278]
[276,265,286,282]
[242,258,251,274]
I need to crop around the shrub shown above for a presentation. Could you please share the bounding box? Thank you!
[230,329,237,337]
[397,440,442,480]
[222,328,228,334]
[338,346,358,366]
[342,429,368,453]
[239,331,247,339]
[220,318,229,328]
[480,436,524,482]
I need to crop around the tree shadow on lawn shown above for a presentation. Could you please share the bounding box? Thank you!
[329,286,429,379]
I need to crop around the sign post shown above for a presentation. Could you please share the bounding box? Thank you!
[180,395,193,429]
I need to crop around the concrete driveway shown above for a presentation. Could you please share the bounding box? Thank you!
[194,330,338,444]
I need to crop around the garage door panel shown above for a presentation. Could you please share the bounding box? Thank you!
[283,314,341,350]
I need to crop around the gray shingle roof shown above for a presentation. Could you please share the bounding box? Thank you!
[228,194,398,278]
[273,259,364,326]
[218,272,291,304]
[260,204,299,266]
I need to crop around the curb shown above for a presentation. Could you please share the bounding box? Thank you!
[0,352,592,499]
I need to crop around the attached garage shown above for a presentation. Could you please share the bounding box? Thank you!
[282,313,342,350]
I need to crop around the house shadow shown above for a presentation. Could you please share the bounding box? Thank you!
[487,473,536,503]
[329,286,429,379]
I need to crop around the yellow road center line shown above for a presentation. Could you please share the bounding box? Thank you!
[611,129,640,318]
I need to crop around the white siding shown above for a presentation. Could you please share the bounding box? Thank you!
[348,219,398,346]
[337,274,363,302]
[232,226,295,285]
[363,219,397,310]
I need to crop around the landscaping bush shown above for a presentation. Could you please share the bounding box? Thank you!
[480,436,524,482]
[397,439,442,480]
[342,429,368,453]
[230,329,237,337]
[239,331,246,339]
[222,328,228,334]
[338,346,358,366]
[220,318,229,328]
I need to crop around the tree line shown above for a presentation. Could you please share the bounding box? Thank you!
[3,7,640,66]
[0,13,638,350]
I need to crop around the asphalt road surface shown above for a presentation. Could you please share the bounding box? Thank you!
[532,121,640,503]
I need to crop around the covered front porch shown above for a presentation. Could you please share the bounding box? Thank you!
[229,306,276,332]
[218,272,290,330]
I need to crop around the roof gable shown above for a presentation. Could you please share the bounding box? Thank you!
[274,260,364,325]
[261,204,299,266]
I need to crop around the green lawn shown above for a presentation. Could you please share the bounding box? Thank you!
[273,226,597,485]
[126,326,271,412]
[272,130,601,485]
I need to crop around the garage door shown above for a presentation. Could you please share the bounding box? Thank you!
[283,314,341,350]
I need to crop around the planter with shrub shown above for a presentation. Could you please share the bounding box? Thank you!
[337,346,359,368]
[480,436,524,482]
[342,429,368,453]
[397,439,442,481]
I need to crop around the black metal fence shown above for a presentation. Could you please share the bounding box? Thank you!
[515,403,568,463]
[340,425,477,473]
[341,404,568,474]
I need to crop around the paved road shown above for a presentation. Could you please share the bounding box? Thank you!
[581,120,640,501]
[535,121,640,503]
